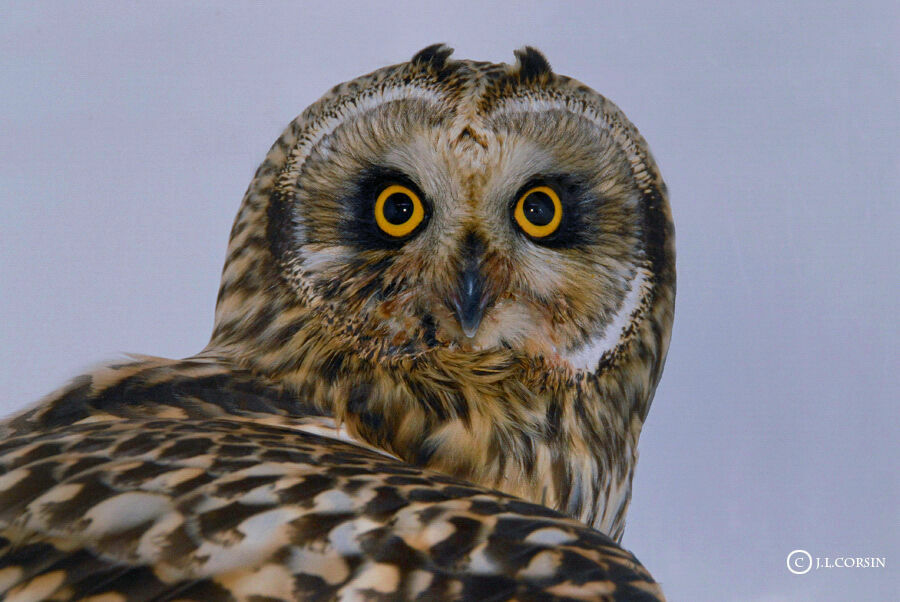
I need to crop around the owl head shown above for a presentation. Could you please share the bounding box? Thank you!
[208,45,674,533]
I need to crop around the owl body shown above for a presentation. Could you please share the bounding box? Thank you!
[1,46,673,600]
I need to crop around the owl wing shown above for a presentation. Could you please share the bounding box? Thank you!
[0,417,664,601]
[0,361,663,602]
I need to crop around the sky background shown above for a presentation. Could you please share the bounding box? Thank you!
[1,2,897,600]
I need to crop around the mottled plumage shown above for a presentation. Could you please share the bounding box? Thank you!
[1,45,674,600]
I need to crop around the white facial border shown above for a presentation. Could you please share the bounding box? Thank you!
[562,266,651,372]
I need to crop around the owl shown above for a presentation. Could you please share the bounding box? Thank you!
[0,45,674,600]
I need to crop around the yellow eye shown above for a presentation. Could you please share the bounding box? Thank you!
[514,185,562,238]
[374,184,425,238]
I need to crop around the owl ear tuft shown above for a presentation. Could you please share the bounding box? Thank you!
[411,44,455,71]
[513,46,553,81]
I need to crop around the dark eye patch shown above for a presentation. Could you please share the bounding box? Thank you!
[339,166,431,249]
[510,174,596,248]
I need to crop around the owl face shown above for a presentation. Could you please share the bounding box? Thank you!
[211,46,674,531]
[256,46,662,376]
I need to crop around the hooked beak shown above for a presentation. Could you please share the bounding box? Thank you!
[451,266,489,339]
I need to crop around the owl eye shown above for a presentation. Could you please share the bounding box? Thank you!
[374,184,425,238]
[514,185,562,238]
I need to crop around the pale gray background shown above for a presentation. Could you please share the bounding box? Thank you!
[1,2,897,600]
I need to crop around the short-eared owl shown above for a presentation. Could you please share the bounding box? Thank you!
[1,45,674,600]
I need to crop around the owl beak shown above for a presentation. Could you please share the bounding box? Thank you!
[452,266,488,339]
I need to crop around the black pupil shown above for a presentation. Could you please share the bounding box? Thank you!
[383,192,414,225]
[523,191,556,226]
